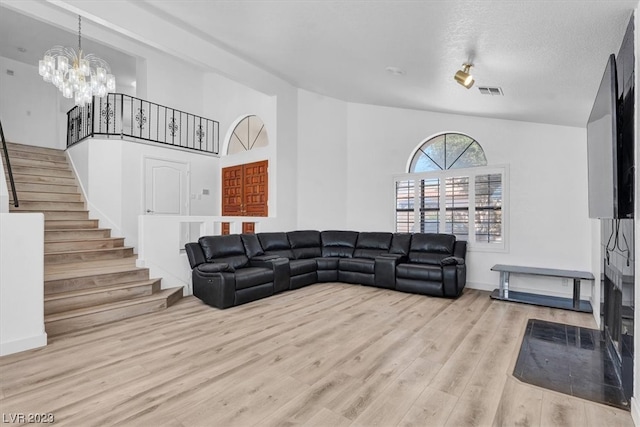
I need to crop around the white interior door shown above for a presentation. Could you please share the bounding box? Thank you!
[144,158,189,216]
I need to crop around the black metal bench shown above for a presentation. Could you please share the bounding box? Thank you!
[490,264,595,313]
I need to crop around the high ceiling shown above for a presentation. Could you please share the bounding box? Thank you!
[0,1,637,127]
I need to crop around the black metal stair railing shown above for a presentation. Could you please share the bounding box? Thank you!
[0,120,19,207]
[67,93,220,154]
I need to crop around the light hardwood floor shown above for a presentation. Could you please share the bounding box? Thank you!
[0,285,634,427]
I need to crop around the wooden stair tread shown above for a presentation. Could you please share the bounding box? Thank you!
[45,288,182,322]
[11,191,82,200]
[45,229,112,241]
[45,237,123,244]
[45,264,147,281]
[45,246,134,255]
[45,220,99,228]
[45,257,138,273]
[5,142,65,154]
[44,279,161,302]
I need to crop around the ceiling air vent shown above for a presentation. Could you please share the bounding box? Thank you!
[478,86,503,96]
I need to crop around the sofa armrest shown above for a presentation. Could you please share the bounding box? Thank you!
[251,254,282,262]
[185,242,206,268]
[196,262,234,273]
[440,256,465,267]
[374,254,404,289]
[192,267,236,309]
[442,260,466,297]
[249,256,291,293]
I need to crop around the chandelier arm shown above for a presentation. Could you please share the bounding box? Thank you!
[39,14,116,106]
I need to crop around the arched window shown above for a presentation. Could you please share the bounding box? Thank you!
[396,132,507,250]
[409,133,487,172]
[227,115,269,155]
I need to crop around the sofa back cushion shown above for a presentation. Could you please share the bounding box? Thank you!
[288,230,322,259]
[390,233,412,255]
[257,232,295,259]
[321,230,358,258]
[241,234,265,258]
[353,232,392,259]
[198,235,249,269]
[408,233,456,265]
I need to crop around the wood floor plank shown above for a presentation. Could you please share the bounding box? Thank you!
[492,376,544,427]
[397,387,458,427]
[540,391,588,427]
[0,285,633,427]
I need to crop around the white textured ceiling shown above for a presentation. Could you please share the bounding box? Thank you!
[1,1,637,127]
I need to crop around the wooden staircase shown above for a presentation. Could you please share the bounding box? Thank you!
[3,142,182,337]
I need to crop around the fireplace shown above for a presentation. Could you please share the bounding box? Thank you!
[601,219,634,402]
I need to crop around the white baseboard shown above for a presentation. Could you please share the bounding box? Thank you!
[631,397,640,426]
[465,281,494,292]
[0,333,47,356]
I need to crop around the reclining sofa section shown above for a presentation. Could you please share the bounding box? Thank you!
[185,230,466,309]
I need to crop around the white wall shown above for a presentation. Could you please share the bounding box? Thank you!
[0,56,62,149]
[144,50,205,116]
[297,90,348,230]
[338,102,592,296]
[0,213,46,356]
[68,138,219,250]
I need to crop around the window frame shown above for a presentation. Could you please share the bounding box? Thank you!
[393,164,509,252]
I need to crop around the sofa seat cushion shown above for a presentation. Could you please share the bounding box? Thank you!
[396,263,442,282]
[290,259,317,276]
[316,257,339,270]
[339,258,375,274]
[234,267,274,290]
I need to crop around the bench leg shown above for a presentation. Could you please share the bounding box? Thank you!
[500,271,510,298]
[573,279,581,310]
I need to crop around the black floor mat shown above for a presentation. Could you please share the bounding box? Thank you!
[513,318,629,410]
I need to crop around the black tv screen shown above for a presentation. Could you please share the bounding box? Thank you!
[587,54,619,219]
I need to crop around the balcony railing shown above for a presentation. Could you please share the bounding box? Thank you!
[67,93,219,154]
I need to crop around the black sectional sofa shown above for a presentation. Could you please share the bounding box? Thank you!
[185,230,466,309]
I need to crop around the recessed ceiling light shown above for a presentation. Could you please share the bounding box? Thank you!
[385,66,406,76]
[17,47,26,53]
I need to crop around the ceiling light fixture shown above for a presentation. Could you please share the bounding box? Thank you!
[38,15,115,106]
[454,63,474,89]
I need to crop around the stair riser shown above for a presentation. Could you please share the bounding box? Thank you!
[46,229,111,241]
[3,157,70,170]
[6,149,67,163]
[10,192,82,202]
[10,174,76,186]
[45,282,159,315]
[45,238,125,252]
[45,298,170,337]
[45,247,134,264]
[11,201,85,211]
[45,220,98,229]
[14,183,78,194]
[45,270,150,294]
[7,166,74,178]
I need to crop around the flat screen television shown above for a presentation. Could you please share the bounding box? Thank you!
[587,54,619,219]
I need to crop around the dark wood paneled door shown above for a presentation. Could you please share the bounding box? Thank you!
[221,160,268,233]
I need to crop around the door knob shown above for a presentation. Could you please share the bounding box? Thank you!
[146,209,154,213]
